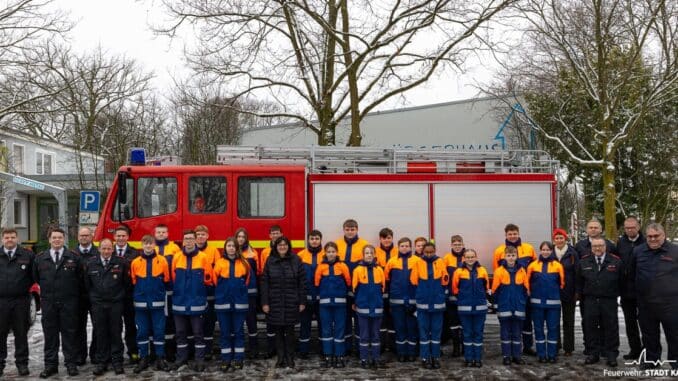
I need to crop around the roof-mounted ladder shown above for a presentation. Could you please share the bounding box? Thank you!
[216,146,558,174]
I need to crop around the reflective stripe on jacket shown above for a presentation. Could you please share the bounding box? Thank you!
[353,261,385,317]
[410,255,448,311]
[131,253,170,310]
[526,255,564,308]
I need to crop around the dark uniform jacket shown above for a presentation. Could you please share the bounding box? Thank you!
[558,245,579,303]
[575,253,623,298]
[0,247,34,297]
[75,245,99,303]
[260,252,307,326]
[84,255,130,304]
[33,249,82,304]
[574,238,618,257]
[616,234,645,299]
[631,241,678,305]
[75,245,100,261]
[115,245,139,263]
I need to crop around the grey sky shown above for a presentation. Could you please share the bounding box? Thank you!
[58,0,492,109]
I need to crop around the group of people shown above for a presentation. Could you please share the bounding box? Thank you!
[0,216,676,378]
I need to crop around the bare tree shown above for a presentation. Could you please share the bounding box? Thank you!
[491,0,677,238]
[154,0,516,146]
[0,0,72,119]
[170,82,251,164]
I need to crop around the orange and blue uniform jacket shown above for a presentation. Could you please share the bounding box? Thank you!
[213,255,251,312]
[353,261,385,317]
[258,246,270,276]
[526,254,565,308]
[315,259,351,306]
[452,262,489,315]
[376,244,398,268]
[493,242,537,271]
[242,246,260,297]
[384,251,420,308]
[336,237,369,274]
[130,252,171,310]
[491,263,528,319]
[171,247,214,315]
[197,243,219,302]
[299,247,325,303]
[155,239,182,296]
[410,255,449,312]
[443,249,465,304]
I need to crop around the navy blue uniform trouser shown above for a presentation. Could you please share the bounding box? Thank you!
[203,299,216,356]
[559,299,576,353]
[0,296,30,368]
[459,312,486,361]
[122,298,138,357]
[41,300,79,368]
[357,315,381,361]
[582,297,619,360]
[76,299,96,363]
[91,302,124,366]
[499,317,523,359]
[522,304,534,350]
[417,310,443,359]
[532,306,560,359]
[320,305,346,356]
[391,304,417,356]
[299,300,320,354]
[174,314,205,362]
[135,309,166,358]
[245,295,258,354]
[620,297,643,355]
[638,301,678,367]
[216,310,247,361]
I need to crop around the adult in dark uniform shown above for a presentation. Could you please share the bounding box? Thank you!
[631,223,678,370]
[576,237,622,367]
[85,238,130,375]
[616,216,645,360]
[113,225,140,363]
[574,219,617,356]
[74,226,99,365]
[0,228,34,377]
[552,228,578,356]
[33,228,82,378]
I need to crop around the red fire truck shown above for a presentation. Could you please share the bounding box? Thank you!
[94,146,559,269]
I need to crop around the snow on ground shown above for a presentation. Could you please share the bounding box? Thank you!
[3,305,673,380]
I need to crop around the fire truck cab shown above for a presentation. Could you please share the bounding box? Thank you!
[94,146,559,270]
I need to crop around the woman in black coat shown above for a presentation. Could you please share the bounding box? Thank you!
[261,236,307,368]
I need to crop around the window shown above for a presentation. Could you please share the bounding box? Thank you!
[112,177,135,221]
[137,177,178,218]
[35,151,53,175]
[238,177,285,218]
[12,144,24,174]
[13,198,26,226]
[189,176,227,214]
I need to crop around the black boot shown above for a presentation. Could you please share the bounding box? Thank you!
[322,356,331,368]
[451,329,461,357]
[133,357,151,374]
[286,355,295,368]
[275,330,286,368]
[155,357,170,371]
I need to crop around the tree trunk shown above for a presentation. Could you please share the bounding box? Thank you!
[340,0,361,147]
[602,158,617,239]
[318,121,336,146]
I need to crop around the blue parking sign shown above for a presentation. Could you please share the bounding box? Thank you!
[80,191,100,212]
